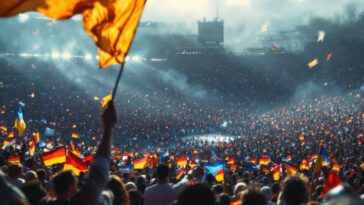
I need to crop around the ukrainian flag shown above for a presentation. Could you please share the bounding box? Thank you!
[14,105,26,136]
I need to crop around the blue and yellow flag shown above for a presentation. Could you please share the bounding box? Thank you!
[14,105,26,136]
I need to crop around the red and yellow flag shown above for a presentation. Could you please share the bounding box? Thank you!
[71,132,79,139]
[29,141,35,156]
[33,132,40,144]
[259,157,270,165]
[41,147,66,166]
[272,165,281,181]
[0,0,146,68]
[133,156,148,170]
[7,131,14,138]
[63,150,88,175]
[8,155,20,164]
[101,94,112,108]
[286,164,298,176]
[177,156,188,167]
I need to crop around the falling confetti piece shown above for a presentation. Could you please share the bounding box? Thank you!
[317,30,325,42]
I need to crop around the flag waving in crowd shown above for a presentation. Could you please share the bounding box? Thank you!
[14,104,26,136]
[0,0,146,68]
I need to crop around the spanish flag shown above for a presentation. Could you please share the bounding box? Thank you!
[14,105,26,136]
[63,150,88,176]
[133,156,148,170]
[71,132,79,139]
[41,147,66,166]
[101,94,112,108]
[8,155,20,164]
[29,141,35,156]
[177,156,188,167]
[0,0,146,68]
[33,132,40,144]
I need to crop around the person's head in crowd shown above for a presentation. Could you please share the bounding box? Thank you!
[260,186,273,202]
[322,196,362,205]
[135,176,146,194]
[234,182,247,196]
[24,158,35,171]
[177,184,215,205]
[125,182,137,191]
[0,170,29,205]
[128,189,143,205]
[243,172,250,184]
[156,164,169,183]
[24,170,38,182]
[107,175,130,205]
[322,184,358,203]
[271,182,280,202]
[8,163,23,180]
[279,176,308,205]
[240,188,267,205]
[212,184,224,195]
[36,169,47,183]
[52,171,78,200]
[205,173,215,186]
[20,180,47,205]
[219,193,230,205]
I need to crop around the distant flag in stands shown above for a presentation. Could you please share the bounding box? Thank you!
[14,105,26,136]
[298,135,305,141]
[33,132,40,144]
[261,165,270,174]
[2,139,15,150]
[175,166,185,180]
[327,52,333,61]
[332,163,340,173]
[205,161,225,182]
[245,157,257,165]
[8,155,20,164]
[41,147,66,166]
[0,125,7,132]
[227,157,235,165]
[231,163,237,171]
[314,147,327,177]
[101,94,112,108]
[272,164,281,181]
[63,150,88,176]
[0,0,147,68]
[308,58,319,69]
[7,131,14,138]
[29,141,35,156]
[259,157,270,165]
[133,157,148,170]
[177,156,188,167]
[323,171,342,194]
[299,159,309,171]
[286,164,298,176]
[71,132,79,139]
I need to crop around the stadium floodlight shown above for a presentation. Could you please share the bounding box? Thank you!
[62,52,71,60]
[51,51,60,59]
[18,14,29,23]
[132,55,141,62]
[84,53,93,61]
[19,53,29,57]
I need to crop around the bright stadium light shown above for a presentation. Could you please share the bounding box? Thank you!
[19,53,29,57]
[132,55,141,62]
[84,53,93,60]
[62,52,71,60]
[51,51,60,59]
[18,14,29,23]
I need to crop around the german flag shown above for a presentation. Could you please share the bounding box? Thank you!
[82,155,93,165]
[133,157,148,170]
[332,163,340,173]
[286,164,298,176]
[33,132,40,144]
[177,156,188,167]
[231,163,237,172]
[71,132,79,139]
[245,157,257,165]
[259,157,270,165]
[29,141,35,156]
[42,147,66,166]
[8,155,20,164]
[63,150,88,176]
[261,165,270,174]
[175,166,185,180]
[227,157,235,165]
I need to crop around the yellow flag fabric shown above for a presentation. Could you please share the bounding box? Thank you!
[101,94,112,108]
[83,0,146,68]
[0,0,146,68]
[308,58,319,69]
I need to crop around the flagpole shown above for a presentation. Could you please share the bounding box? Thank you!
[112,63,125,99]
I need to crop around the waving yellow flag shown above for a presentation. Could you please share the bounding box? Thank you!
[0,0,146,68]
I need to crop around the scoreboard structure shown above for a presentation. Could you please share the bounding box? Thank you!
[198,19,224,44]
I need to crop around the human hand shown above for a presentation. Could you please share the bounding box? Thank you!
[102,101,117,127]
